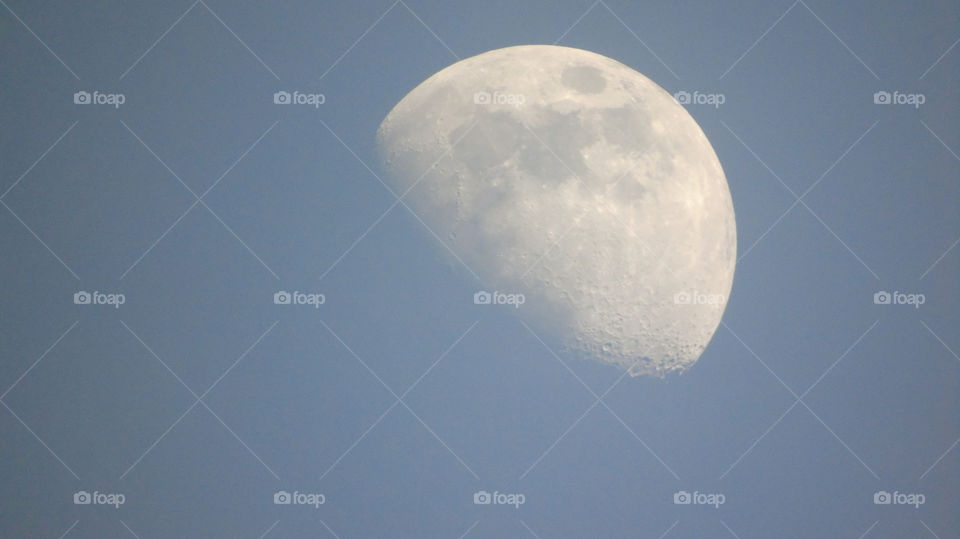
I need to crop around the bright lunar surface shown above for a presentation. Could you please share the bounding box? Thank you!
[377,45,736,377]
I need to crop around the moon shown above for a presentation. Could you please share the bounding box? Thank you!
[377,45,736,377]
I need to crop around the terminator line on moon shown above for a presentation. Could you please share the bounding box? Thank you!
[377,45,736,377]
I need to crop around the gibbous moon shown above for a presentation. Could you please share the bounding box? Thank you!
[377,45,736,377]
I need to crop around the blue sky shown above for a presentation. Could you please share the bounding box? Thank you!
[0,1,957,537]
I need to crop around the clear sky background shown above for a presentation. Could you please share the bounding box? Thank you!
[0,1,957,537]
